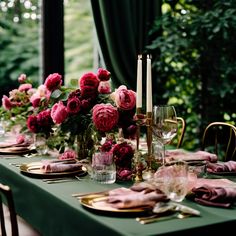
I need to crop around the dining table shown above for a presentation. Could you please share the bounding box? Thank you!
[1,154,236,236]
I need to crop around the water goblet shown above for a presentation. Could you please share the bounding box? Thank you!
[151,105,178,165]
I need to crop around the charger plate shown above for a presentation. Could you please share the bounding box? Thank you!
[20,162,87,178]
[80,194,149,214]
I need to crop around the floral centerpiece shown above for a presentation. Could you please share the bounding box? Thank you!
[0,69,138,181]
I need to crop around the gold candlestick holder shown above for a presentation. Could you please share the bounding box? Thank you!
[133,109,155,182]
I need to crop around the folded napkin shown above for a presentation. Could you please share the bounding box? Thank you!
[107,186,168,209]
[0,134,31,148]
[165,149,217,163]
[207,161,236,173]
[191,184,236,208]
[41,161,82,173]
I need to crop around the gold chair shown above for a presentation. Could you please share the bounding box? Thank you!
[0,183,40,236]
[176,117,186,148]
[202,122,236,161]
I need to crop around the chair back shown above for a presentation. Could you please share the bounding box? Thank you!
[0,183,19,236]
[202,122,236,161]
[176,117,186,148]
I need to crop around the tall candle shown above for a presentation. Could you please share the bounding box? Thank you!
[146,54,152,113]
[136,55,142,108]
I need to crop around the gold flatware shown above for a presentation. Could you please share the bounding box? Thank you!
[136,212,192,224]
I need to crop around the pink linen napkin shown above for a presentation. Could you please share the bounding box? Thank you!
[207,161,236,173]
[41,161,82,173]
[165,149,217,163]
[191,184,236,208]
[107,186,168,209]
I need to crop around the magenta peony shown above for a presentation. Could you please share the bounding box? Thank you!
[44,73,62,91]
[92,104,119,132]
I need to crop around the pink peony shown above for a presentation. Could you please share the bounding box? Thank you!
[79,72,100,99]
[98,81,111,94]
[30,93,41,108]
[97,68,111,81]
[44,73,62,91]
[113,85,136,110]
[92,104,119,132]
[51,101,68,124]
[18,83,32,92]
[2,95,12,110]
[67,97,81,114]
[58,149,77,160]
[18,74,27,83]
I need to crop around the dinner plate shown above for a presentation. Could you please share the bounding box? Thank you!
[0,146,32,154]
[80,194,149,214]
[20,162,87,178]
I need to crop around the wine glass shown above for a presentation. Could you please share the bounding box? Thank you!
[152,105,178,165]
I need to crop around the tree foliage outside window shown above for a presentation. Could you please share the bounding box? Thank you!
[0,0,40,97]
[147,0,236,150]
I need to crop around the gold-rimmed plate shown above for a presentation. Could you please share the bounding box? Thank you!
[20,162,87,178]
[0,146,32,154]
[80,194,149,214]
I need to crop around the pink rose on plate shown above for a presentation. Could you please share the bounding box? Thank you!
[51,101,68,124]
[58,149,77,160]
[44,73,62,91]
[113,85,136,110]
[97,68,111,81]
[79,72,100,99]
[98,81,111,94]
[92,103,119,132]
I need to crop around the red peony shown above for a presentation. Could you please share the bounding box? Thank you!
[44,73,62,91]
[97,68,111,81]
[27,115,39,133]
[112,141,134,168]
[92,104,119,132]
[79,72,100,99]
[67,97,81,114]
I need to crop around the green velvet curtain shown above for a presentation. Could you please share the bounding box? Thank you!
[90,0,162,90]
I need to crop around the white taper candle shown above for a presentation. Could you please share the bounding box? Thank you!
[146,54,152,113]
[136,54,142,108]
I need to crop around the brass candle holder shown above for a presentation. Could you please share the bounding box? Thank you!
[133,109,155,182]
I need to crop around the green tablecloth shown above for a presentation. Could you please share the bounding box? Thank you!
[1,155,236,236]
